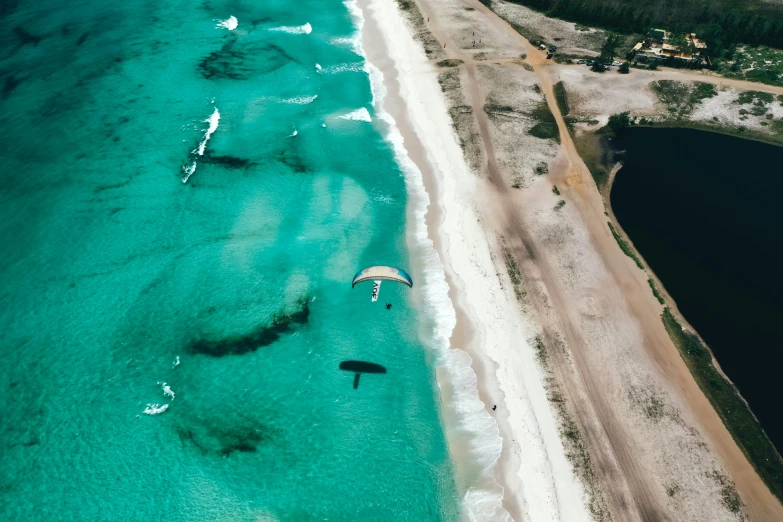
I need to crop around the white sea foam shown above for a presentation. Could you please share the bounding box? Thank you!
[270,22,312,34]
[144,403,169,415]
[172,356,180,368]
[181,162,197,184]
[373,194,394,204]
[196,107,220,156]
[281,95,318,104]
[161,382,175,400]
[318,62,365,74]
[315,63,322,70]
[338,108,372,122]
[182,107,220,184]
[331,3,363,56]
[289,129,298,137]
[216,16,238,31]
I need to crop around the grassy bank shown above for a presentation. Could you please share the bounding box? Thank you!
[554,81,570,116]
[529,102,561,142]
[639,119,783,149]
[607,222,644,270]
[648,278,665,304]
[572,130,610,189]
[662,308,783,502]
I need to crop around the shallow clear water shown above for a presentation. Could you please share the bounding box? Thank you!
[0,0,459,519]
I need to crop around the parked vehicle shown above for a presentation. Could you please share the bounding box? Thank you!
[577,59,587,64]
[612,61,621,66]
[549,45,557,53]
[546,53,553,59]
[539,43,546,50]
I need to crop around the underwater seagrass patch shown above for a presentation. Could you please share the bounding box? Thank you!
[187,298,310,357]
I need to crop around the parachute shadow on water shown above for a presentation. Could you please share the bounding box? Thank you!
[339,360,387,389]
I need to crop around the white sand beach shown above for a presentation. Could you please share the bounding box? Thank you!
[357,0,589,520]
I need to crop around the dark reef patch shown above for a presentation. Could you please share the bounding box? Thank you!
[188,298,310,357]
[3,75,22,99]
[201,151,254,169]
[76,32,89,46]
[13,26,43,46]
[93,178,131,193]
[176,417,275,457]
[198,39,295,80]
[277,147,309,173]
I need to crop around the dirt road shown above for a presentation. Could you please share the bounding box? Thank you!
[415,0,783,519]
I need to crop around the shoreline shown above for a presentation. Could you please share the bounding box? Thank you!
[356,1,511,517]
[357,0,590,520]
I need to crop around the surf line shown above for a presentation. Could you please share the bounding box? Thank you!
[182,107,220,184]
[269,22,312,34]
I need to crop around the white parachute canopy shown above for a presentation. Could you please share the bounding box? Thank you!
[352,266,413,302]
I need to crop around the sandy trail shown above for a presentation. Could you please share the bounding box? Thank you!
[417,0,783,520]
[418,3,666,519]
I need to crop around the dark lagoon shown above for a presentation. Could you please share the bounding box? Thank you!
[610,127,783,454]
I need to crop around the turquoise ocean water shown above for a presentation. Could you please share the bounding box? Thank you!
[0,0,460,519]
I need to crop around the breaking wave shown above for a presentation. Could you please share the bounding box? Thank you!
[281,95,318,104]
[270,22,312,34]
[216,16,238,31]
[144,404,169,415]
[338,108,372,122]
[318,62,364,74]
[182,107,221,184]
[161,382,175,400]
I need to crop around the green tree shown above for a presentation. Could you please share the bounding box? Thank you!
[599,33,622,64]
[607,112,632,133]
[667,32,689,52]
[619,61,631,74]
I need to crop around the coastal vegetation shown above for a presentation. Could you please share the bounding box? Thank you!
[648,278,665,304]
[649,80,717,116]
[592,33,621,72]
[436,58,464,68]
[607,222,644,269]
[662,308,783,502]
[502,242,526,301]
[573,131,609,188]
[528,102,560,141]
[553,81,569,115]
[718,45,783,87]
[499,0,783,51]
[533,335,609,521]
